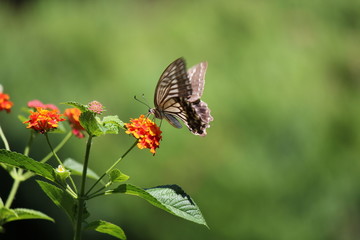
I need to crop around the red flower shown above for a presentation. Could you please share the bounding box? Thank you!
[23,107,65,133]
[125,115,162,155]
[64,108,86,138]
[0,93,13,113]
[27,100,59,112]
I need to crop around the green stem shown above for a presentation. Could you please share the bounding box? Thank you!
[23,131,72,180]
[41,131,72,163]
[44,133,64,166]
[86,139,138,197]
[44,133,77,193]
[87,191,108,199]
[4,176,21,208]
[23,131,35,157]
[74,135,93,240]
[4,131,35,208]
[0,124,10,170]
[0,125,10,151]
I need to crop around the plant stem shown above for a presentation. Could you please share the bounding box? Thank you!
[4,176,21,208]
[0,125,10,151]
[4,131,35,208]
[41,131,72,163]
[44,133,64,166]
[86,139,138,196]
[44,133,77,193]
[23,131,72,180]
[23,131,35,157]
[0,124,10,170]
[74,134,93,240]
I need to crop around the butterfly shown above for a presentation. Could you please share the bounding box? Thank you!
[149,58,213,136]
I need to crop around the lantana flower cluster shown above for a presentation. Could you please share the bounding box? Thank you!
[125,115,162,154]
[0,92,13,113]
[23,107,65,134]
[64,108,86,138]
[22,100,86,138]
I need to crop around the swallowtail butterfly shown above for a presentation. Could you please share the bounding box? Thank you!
[149,58,213,136]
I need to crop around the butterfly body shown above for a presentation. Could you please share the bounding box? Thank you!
[150,58,213,136]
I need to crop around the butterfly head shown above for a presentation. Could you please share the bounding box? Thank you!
[149,108,162,119]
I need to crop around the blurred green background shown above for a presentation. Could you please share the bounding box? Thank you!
[1,0,360,239]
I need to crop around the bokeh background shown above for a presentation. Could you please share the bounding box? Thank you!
[1,0,360,239]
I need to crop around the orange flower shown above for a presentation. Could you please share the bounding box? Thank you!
[0,93,13,113]
[24,107,65,133]
[125,115,162,155]
[64,108,86,138]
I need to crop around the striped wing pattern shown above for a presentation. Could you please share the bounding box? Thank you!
[154,58,192,106]
[151,58,213,136]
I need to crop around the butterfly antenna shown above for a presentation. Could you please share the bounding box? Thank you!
[134,95,151,109]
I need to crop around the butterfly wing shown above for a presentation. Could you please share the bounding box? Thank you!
[154,58,192,107]
[152,58,192,128]
[184,61,213,136]
[152,58,213,136]
[187,61,207,102]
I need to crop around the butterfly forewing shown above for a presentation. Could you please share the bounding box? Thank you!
[154,58,192,107]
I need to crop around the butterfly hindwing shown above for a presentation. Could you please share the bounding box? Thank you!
[187,61,207,102]
[163,97,212,136]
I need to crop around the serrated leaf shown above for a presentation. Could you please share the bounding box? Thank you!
[80,111,104,136]
[109,169,129,183]
[0,150,55,181]
[63,101,88,112]
[107,184,207,226]
[10,208,53,222]
[63,158,100,180]
[146,185,208,226]
[0,207,54,224]
[85,220,126,240]
[0,207,16,223]
[37,180,76,223]
[102,115,125,134]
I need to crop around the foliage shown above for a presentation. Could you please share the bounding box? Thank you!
[0,101,207,239]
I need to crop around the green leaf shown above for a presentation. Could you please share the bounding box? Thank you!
[101,115,125,133]
[145,185,208,226]
[85,220,126,240]
[0,207,54,225]
[80,111,104,137]
[109,169,129,183]
[66,100,124,137]
[0,150,55,181]
[0,207,16,224]
[63,101,88,112]
[63,158,100,180]
[18,114,28,123]
[80,112,124,137]
[107,184,207,226]
[37,180,76,223]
